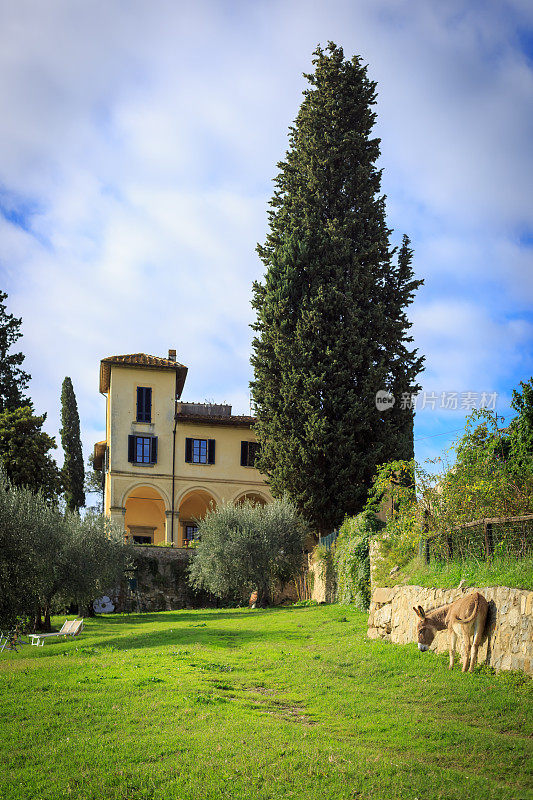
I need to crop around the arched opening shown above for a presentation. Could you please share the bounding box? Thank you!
[124,486,166,545]
[178,489,217,547]
[235,492,268,507]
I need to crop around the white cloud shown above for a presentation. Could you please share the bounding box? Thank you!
[0,0,531,473]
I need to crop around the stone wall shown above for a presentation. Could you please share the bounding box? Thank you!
[109,545,297,612]
[310,550,336,604]
[368,585,533,675]
[111,546,215,612]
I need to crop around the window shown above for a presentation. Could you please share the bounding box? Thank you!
[184,523,199,545]
[185,438,215,464]
[128,435,158,464]
[136,387,152,422]
[128,525,155,544]
[241,441,260,467]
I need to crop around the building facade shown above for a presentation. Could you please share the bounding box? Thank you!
[93,351,272,546]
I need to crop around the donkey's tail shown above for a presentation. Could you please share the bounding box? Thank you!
[455,594,480,624]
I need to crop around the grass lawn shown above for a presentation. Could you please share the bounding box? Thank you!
[377,555,533,590]
[1,605,531,800]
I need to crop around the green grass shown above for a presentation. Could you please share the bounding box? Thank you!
[1,606,532,800]
[382,555,533,590]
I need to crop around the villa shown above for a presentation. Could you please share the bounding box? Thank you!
[93,351,272,546]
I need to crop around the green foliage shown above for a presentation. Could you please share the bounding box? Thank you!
[188,498,308,605]
[365,459,423,584]
[0,405,62,502]
[334,511,384,608]
[0,290,30,413]
[250,42,423,534]
[0,469,131,629]
[434,408,533,527]
[508,378,533,475]
[60,377,85,511]
[368,395,533,584]
[85,453,103,512]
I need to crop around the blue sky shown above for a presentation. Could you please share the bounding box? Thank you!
[0,0,532,472]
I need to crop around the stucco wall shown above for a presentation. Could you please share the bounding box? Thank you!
[102,363,273,543]
[368,585,533,675]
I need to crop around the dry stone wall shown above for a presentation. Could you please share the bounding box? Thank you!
[368,585,533,675]
[111,546,216,612]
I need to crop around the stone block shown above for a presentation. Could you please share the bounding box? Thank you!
[372,587,394,605]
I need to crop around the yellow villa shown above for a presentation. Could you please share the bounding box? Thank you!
[93,351,272,546]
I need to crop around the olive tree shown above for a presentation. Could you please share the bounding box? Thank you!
[0,469,131,630]
[188,499,308,606]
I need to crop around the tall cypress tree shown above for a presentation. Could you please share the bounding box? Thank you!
[60,377,85,511]
[251,43,424,534]
[0,291,31,413]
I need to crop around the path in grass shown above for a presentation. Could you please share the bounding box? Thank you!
[1,605,531,800]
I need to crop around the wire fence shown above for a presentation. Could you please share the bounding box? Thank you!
[423,514,533,563]
[319,530,339,551]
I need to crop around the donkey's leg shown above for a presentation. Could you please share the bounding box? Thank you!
[449,628,457,669]
[469,620,482,672]
[461,628,471,672]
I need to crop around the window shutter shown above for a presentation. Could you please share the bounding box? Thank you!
[145,388,152,421]
[208,439,216,464]
[150,436,158,464]
[185,438,192,463]
[240,441,248,467]
[136,388,142,421]
[128,435,135,462]
[250,442,259,467]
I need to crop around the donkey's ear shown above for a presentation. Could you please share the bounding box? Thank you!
[413,606,425,619]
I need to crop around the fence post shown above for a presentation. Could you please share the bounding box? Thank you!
[419,510,430,564]
[446,534,454,560]
[484,521,494,559]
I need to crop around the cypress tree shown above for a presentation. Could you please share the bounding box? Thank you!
[251,43,424,534]
[60,377,85,511]
[0,291,31,413]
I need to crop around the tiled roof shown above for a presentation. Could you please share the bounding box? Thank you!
[99,353,188,395]
[176,413,255,428]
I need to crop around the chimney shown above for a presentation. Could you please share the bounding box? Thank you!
[168,349,176,362]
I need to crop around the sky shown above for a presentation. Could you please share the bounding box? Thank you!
[0,0,532,476]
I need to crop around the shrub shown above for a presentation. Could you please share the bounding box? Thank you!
[188,498,308,606]
[334,511,384,609]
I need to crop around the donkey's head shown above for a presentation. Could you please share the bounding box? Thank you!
[413,605,435,651]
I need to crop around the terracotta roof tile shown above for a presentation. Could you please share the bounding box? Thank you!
[99,353,188,395]
[101,353,186,369]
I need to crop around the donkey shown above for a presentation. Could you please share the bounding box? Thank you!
[413,591,488,672]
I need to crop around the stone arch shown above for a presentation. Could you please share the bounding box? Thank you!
[233,490,269,507]
[124,485,167,545]
[122,481,171,510]
[177,487,218,547]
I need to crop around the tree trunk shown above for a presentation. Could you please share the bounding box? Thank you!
[43,604,51,632]
[256,582,271,608]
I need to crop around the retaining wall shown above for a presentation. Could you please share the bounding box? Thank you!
[368,585,533,675]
